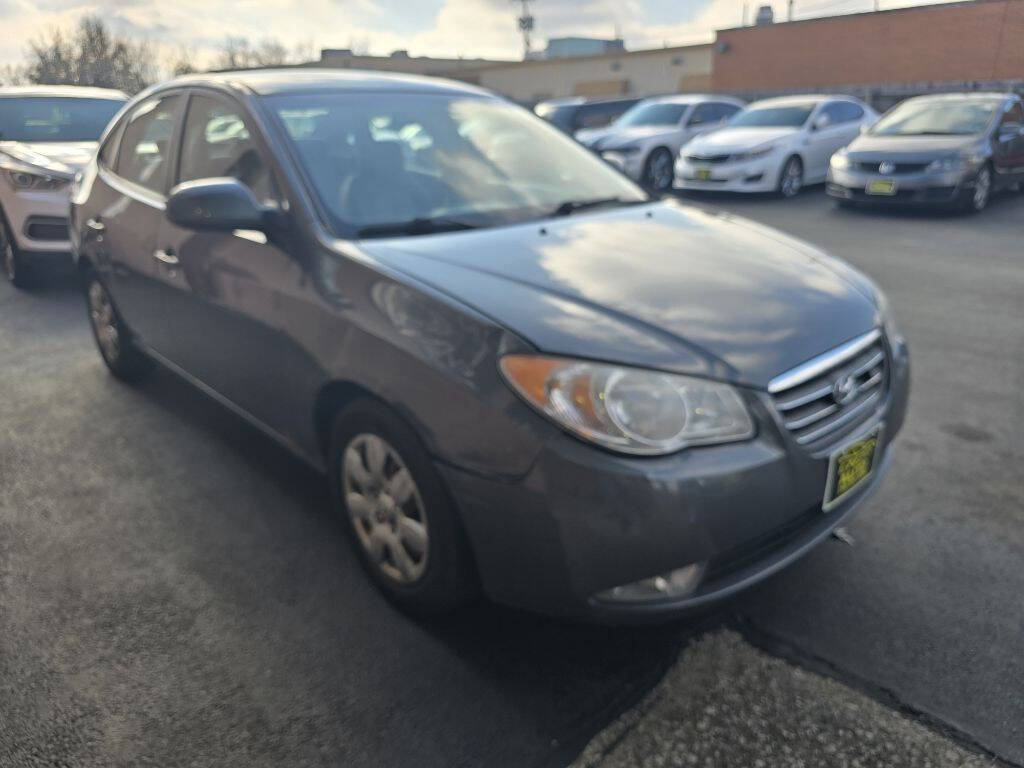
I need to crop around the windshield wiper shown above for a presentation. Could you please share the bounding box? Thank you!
[550,197,647,217]
[356,217,479,238]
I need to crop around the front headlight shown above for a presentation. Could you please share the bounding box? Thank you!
[500,355,755,455]
[3,168,70,191]
[733,144,776,162]
[926,156,966,173]
[874,289,902,345]
[607,144,642,156]
[830,150,850,170]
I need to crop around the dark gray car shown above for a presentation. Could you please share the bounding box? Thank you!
[827,92,1024,212]
[70,70,909,621]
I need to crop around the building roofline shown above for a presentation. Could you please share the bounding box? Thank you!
[716,0,1004,34]
[468,41,713,72]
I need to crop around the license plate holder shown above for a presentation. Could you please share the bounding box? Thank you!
[866,179,897,196]
[823,424,883,511]
[695,168,713,181]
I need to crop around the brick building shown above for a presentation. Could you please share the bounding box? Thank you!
[712,0,1024,106]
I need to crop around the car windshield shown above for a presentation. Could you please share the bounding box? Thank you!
[0,97,124,142]
[615,102,688,127]
[870,99,1000,136]
[728,104,816,128]
[269,92,648,237]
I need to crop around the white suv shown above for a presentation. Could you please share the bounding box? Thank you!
[0,86,125,287]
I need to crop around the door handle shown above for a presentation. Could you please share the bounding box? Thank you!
[86,217,105,232]
[153,248,179,266]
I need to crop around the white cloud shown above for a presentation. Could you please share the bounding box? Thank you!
[0,0,962,73]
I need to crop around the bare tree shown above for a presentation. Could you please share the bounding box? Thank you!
[213,36,298,70]
[23,16,154,93]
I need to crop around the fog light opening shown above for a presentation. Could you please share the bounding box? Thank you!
[594,562,706,604]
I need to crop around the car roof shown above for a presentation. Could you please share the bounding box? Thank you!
[164,68,494,98]
[748,94,855,108]
[641,94,742,105]
[904,92,1013,102]
[0,85,127,100]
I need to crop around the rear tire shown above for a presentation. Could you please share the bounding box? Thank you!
[329,398,477,615]
[777,155,804,199]
[84,273,154,382]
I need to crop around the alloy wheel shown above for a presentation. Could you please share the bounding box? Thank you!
[646,149,674,191]
[342,433,429,584]
[780,158,803,198]
[972,167,991,211]
[88,280,120,364]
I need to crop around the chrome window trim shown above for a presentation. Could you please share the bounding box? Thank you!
[767,328,881,394]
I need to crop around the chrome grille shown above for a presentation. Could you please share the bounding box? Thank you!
[769,329,888,450]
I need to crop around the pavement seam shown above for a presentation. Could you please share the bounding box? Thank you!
[732,613,1022,768]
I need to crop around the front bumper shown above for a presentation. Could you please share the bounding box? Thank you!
[599,149,645,181]
[674,155,781,193]
[827,165,980,205]
[443,336,910,622]
[0,183,73,253]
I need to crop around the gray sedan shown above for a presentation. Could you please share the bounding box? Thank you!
[827,92,1024,212]
[71,70,909,621]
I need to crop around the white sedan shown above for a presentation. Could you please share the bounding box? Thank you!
[676,95,878,197]
[575,95,745,191]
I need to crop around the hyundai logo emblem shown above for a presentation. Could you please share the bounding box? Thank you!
[832,374,859,406]
[878,161,895,175]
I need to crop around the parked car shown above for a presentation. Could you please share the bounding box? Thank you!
[533,96,641,135]
[0,85,127,287]
[676,95,877,197]
[827,93,1024,212]
[576,95,745,190]
[71,70,908,621]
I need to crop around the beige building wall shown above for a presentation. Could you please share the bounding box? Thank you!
[476,44,714,103]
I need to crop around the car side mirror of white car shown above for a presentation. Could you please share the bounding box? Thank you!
[812,114,831,132]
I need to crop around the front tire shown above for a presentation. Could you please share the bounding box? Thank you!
[84,274,153,382]
[643,147,675,192]
[777,155,804,198]
[1,214,32,289]
[963,164,992,213]
[329,398,477,615]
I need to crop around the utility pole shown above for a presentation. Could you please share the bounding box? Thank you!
[515,0,536,59]
[788,0,794,21]
[742,2,749,26]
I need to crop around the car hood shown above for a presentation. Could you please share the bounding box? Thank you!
[576,125,679,150]
[685,126,800,154]
[356,201,880,388]
[845,133,980,158]
[0,141,97,176]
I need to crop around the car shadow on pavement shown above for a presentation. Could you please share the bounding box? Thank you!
[129,363,728,768]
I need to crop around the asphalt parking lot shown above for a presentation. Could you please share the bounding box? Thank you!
[1,186,1022,767]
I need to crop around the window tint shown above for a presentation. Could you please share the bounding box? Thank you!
[1000,101,1024,127]
[97,119,124,168]
[837,101,865,123]
[576,104,620,130]
[178,95,277,205]
[689,102,736,125]
[114,95,181,193]
[0,97,124,143]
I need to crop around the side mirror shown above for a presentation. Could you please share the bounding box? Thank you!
[812,114,831,131]
[998,122,1023,143]
[166,178,276,233]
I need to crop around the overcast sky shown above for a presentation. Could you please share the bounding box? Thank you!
[0,0,954,69]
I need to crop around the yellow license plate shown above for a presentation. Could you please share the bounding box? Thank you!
[823,426,882,510]
[695,168,712,180]
[866,179,897,196]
